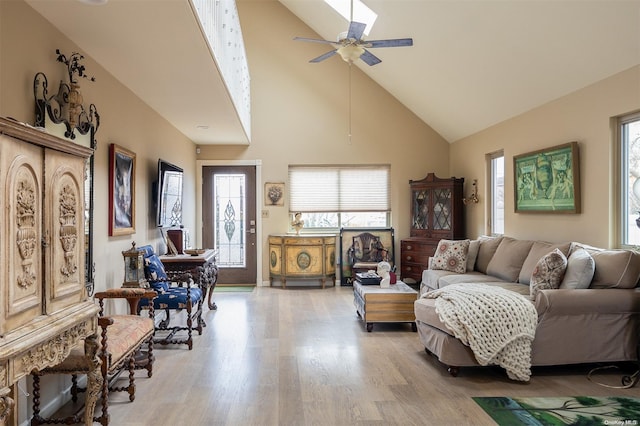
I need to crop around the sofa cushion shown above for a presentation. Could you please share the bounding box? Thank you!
[421,269,457,292]
[475,235,503,273]
[466,239,480,272]
[438,273,511,288]
[431,239,470,274]
[559,247,595,289]
[518,241,571,285]
[420,269,514,295]
[530,248,568,300]
[486,237,534,282]
[573,243,640,289]
[415,281,531,335]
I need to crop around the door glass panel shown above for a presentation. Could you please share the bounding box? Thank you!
[214,174,246,268]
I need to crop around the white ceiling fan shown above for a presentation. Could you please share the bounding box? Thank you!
[293,2,413,66]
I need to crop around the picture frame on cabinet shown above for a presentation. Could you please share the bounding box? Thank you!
[109,143,136,236]
[514,141,580,213]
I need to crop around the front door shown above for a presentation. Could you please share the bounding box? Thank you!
[202,166,257,284]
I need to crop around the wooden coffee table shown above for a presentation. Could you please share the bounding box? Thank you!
[353,280,418,332]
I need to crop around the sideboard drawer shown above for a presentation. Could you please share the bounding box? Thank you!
[400,238,437,284]
[284,237,323,245]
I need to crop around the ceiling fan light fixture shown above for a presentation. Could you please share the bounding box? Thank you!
[337,45,364,63]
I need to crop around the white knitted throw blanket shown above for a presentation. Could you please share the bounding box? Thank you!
[423,283,538,381]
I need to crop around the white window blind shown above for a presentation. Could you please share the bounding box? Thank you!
[289,165,390,212]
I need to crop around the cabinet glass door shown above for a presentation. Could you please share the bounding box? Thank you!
[412,189,429,230]
[432,188,452,230]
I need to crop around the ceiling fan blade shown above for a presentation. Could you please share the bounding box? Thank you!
[294,36,337,45]
[360,49,381,66]
[346,21,366,40]
[366,38,414,48]
[310,50,338,63]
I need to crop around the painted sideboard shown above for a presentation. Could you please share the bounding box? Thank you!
[268,234,336,288]
[0,117,100,425]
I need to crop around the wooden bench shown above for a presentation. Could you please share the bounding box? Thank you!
[31,288,156,426]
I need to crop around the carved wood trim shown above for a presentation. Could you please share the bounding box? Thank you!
[0,117,93,159]
[19,320,93,377]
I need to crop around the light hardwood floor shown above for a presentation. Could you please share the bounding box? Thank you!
[84,286,637,425]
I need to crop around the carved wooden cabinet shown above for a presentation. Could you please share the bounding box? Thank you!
[0,118,100,425]
[400,173,465,284]
[268,234,336,288]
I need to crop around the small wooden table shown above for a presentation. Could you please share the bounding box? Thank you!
[353,280,418,332]
[159,249,219,310]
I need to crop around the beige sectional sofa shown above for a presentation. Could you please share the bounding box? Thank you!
[414,236,640,377]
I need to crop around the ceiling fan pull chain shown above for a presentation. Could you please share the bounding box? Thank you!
[348,62,352,144]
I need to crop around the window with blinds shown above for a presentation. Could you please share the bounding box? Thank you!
[288,165,390,230]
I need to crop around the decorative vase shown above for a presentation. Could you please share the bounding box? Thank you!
[636,212,640,229]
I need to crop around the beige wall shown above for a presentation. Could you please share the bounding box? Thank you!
[2,0,636,298]
[199,1,449,282]
[0,0,198,294]
[450,65,640,247]
[1,2,199,421]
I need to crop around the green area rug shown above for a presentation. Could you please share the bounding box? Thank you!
[213,286,255,292]
[473,396,640,425]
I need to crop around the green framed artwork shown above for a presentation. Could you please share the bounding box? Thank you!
[514,141,580,213]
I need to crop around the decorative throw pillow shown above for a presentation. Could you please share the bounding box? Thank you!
[530,248,568,300]
[466,239,480,272]
[559,247,595,289]
[475,235,503,274]
[431,239,470,274]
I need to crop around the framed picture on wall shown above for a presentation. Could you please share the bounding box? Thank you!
[514,141,580,213]
[265,182,285,206]
[109,143,136,236]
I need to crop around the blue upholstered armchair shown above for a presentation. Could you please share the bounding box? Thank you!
[137,245,204,350]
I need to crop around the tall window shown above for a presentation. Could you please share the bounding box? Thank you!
[288,165,390,230]
[488,151,505,235]
[619,112,640,246]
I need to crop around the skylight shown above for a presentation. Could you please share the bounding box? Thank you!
[324,0,377,36]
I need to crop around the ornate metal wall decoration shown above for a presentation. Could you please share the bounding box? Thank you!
[33,49,99,141]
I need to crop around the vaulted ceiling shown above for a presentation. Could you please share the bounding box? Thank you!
[25,0,640,144]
